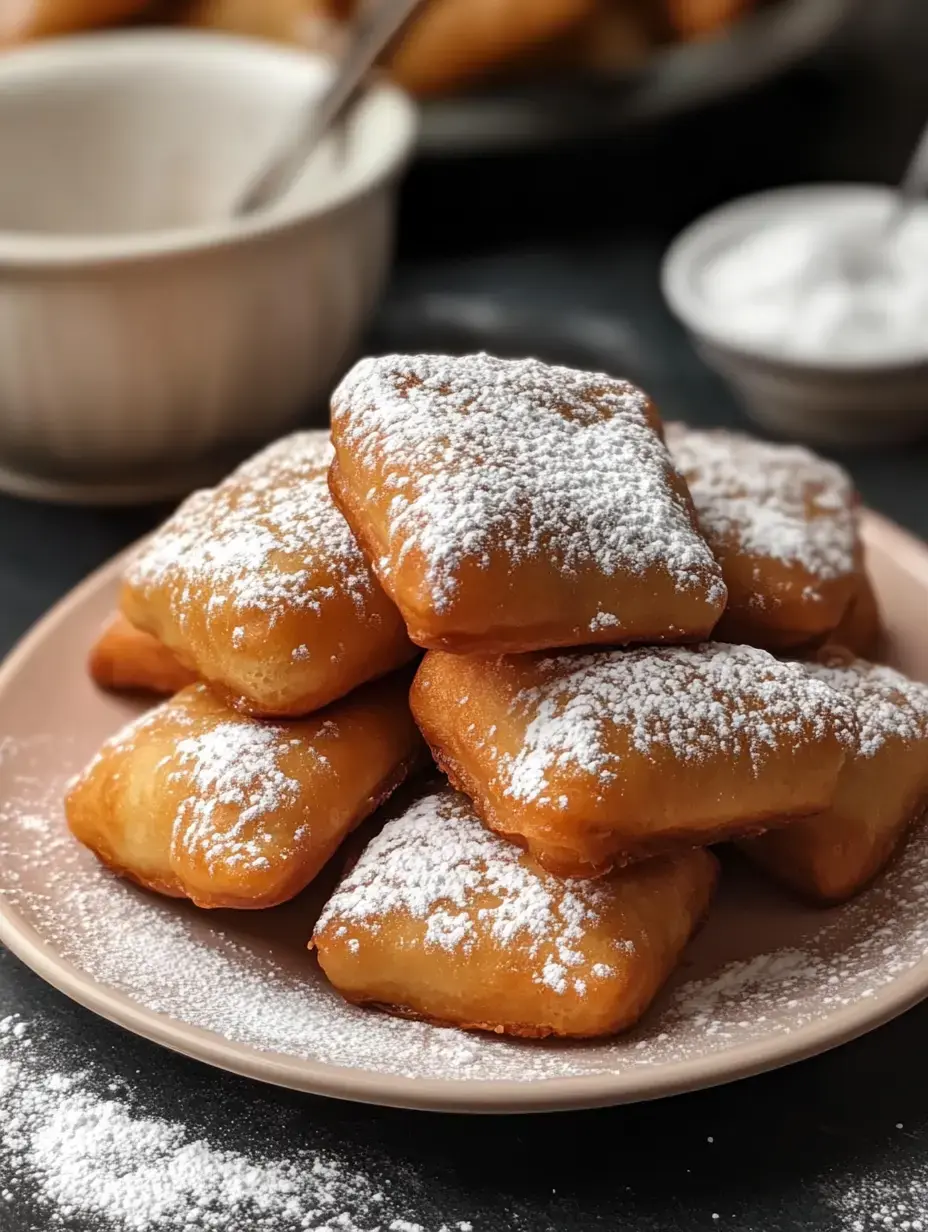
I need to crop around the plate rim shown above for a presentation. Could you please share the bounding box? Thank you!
[2,508,928,1115]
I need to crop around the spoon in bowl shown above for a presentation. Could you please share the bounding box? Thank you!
[233,0,427,216]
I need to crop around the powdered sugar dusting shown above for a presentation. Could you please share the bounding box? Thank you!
[125,431,376,626]
[500,643,856,805]
[316,787,626,996]
[666,423,858,586]
[807,650,928,759]
[4,727,928,1087]
[0,1017,463,1231]
[332,354,724,614]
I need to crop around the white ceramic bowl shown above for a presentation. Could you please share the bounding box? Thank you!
[662,185,928,447]
[0,31,416,503]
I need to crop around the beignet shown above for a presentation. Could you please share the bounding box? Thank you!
[89,612,197,696]
[329,354,726,654]
[665,424,860,650]
[411,643,856,876]
[313,784,718,1038]
[741,648,928,904]
[121,431,415,717]
[66,676,422,909]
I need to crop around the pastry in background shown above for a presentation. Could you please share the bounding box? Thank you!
[666,0,751,40]
[0,0,152,42]
[66,674,422,909]
[411,642,856,877]
[740,648,928,904]
[384,0,598,96]
[121,431,416,718]
[330,354,726,654]
[666,424,861,651]
[313,783,718,1038]
[181,0,345,51]
[89,612,197,696]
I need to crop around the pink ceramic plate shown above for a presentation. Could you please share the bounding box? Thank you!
[1,510,927,1113]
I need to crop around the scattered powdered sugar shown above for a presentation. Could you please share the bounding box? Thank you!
[332,354,724,615]
[498,643,856,805]
[0,1016,468,1231]
[315,786,625,996]
[807,650,928,760]
[826,1157,928,1231]
[5,725,928,1087]
[125,431,376,628]
[665,423,858,585]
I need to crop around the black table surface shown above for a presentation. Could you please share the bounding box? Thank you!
[4,7,928,1229]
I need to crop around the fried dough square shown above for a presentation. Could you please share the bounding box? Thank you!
[89,612,197,696]
[411,643,856,876]
[121,431,416,717]
[665,424,861,650]
[313,784,718,1038]
[740,649,928,904]
[66,676,422,909]
[329,354,726,654]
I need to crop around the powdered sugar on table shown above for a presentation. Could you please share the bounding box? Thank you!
[666,423,858,583]
[332,354,724,612]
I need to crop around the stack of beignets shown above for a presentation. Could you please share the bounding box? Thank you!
[69,350,928,1046]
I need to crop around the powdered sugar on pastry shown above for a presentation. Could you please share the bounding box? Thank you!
[665,424,857,583]
[170,720,311,873]
[502,643,856,805]
[806,650,928,759]
[332,354,724,613]
[315,787,625,994]
[125,432,374,624]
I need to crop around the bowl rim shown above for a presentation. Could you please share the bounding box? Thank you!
[661,182,928,375]
[0,28,417,271]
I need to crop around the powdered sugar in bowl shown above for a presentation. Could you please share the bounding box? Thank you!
[662,185,928,446]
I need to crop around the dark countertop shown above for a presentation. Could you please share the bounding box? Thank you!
[3,5,928,1229]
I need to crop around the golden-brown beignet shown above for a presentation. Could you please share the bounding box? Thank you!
[386,0,598,96]
[121,431,416,717]
[330,354,726,654]
[740,649,928,904]
[666,0,751,40]
[665,424,861,650]
[89,612,197,696]
[0,0,150,42]
[66,676,422,909]
[313,784,718,1038]
[411,643,856,877]
[828,572,882,661]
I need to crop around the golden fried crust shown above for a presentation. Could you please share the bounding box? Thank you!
[121,432,416,718]
[828,573,882,661]
[386,0,598,96]
[666,424,861,651]
[313,785,718,1039]
[410,644,856,877]
[0,0,150,42]
[89,613,197,697]
[330,355,726,655]
[66,677,423,910]
[740,649,928,904]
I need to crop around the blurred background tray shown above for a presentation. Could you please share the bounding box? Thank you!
[417,0,855,155]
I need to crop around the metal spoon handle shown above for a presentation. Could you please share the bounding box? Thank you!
[234,0,426,216]
[883,114,928,238]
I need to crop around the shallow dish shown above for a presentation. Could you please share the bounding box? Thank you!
[1,510,927,1113]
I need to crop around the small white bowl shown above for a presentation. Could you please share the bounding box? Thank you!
[662,184,928,447]
[0,30,416,503]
